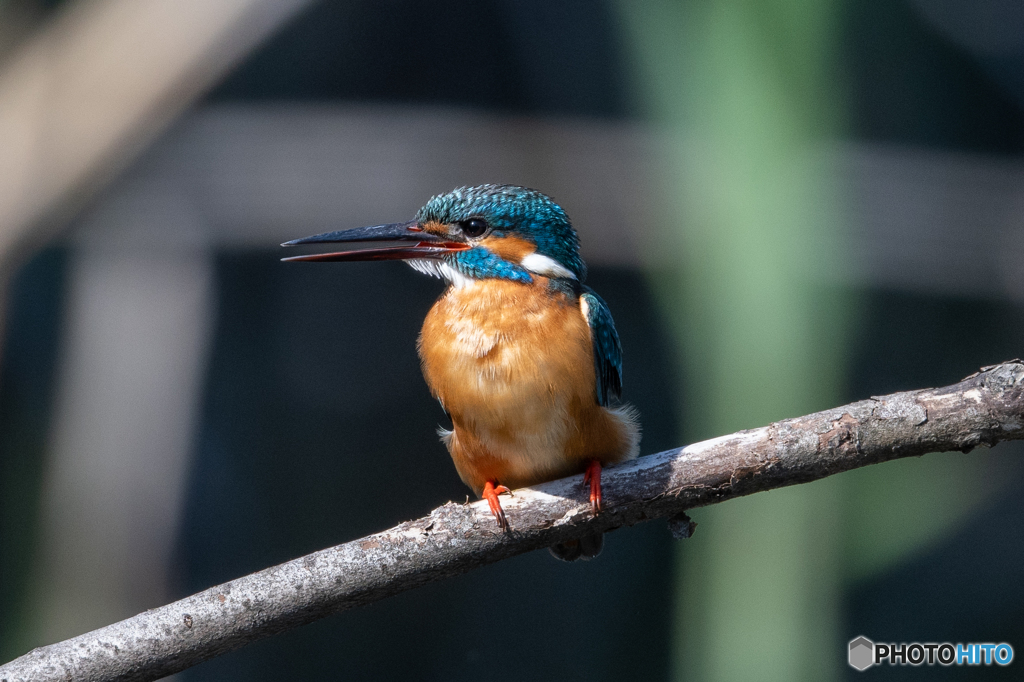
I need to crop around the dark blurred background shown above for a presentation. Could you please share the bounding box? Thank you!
[1,1,1022,680]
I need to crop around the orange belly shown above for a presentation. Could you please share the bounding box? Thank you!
[418,278,639,496]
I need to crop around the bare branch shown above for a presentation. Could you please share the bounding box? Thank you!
[3,361,1023,682]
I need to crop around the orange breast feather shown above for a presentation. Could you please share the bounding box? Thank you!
[418,278,639,496]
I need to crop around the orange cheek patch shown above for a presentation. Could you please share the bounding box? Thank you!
[420,220,450,238]
[479,235,535,263]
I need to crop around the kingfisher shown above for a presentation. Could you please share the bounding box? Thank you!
[282,185,639,560]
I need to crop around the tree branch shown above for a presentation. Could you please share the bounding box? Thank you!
[4,361,1024,682]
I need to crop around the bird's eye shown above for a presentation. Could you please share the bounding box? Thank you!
[459,218,488,238]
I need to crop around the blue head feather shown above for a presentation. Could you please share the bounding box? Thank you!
[416,184,587,282]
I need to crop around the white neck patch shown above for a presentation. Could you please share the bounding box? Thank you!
[520,252,577,280]
[405,259,475,289]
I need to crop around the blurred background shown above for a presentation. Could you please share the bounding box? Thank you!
[1,0,1023,680]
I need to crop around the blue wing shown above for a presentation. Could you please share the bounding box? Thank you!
[580,287,622,406]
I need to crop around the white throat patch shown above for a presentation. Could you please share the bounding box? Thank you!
[405,259,475,289]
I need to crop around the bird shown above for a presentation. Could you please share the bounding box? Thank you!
[282,184,639,560]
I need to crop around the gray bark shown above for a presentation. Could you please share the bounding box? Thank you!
[3,360,1023,682]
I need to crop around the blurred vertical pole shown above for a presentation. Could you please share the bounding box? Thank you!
[29,242,215,647]
[617,1,851,681]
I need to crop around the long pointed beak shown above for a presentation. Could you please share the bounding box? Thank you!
[280,220,468,262]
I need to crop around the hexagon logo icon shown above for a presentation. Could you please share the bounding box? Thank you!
[849,636,874,671]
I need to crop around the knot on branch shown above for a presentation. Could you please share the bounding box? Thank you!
[818,413,860,458]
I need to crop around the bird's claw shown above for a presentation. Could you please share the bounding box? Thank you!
[584,460,602,514]
[483,480,511,531]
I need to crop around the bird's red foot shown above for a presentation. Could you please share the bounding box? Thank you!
[584,460,602,514]
[482,480,512,531]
